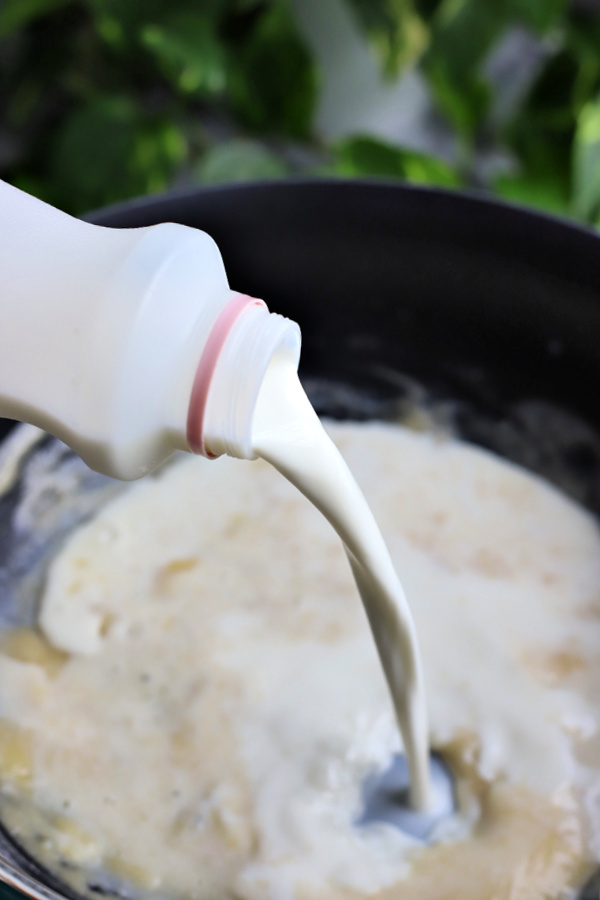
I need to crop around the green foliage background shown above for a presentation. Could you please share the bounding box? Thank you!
[1,0,599,224]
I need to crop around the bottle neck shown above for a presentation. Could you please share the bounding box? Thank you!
[186,294,301,460]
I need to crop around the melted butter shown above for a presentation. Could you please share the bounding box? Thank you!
[0,422,598,899]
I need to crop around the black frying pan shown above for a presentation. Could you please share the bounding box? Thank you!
[0,179,599,900]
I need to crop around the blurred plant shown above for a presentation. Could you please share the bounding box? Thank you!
[0,0,316,211]
[344,0,428,75]
[0,0,599,225]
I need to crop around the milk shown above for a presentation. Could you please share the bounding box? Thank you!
[251,352,430,810]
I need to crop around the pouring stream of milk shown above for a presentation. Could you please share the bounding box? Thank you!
[251,353,431,811]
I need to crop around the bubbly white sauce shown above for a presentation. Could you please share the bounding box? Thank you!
[0,420,598,900]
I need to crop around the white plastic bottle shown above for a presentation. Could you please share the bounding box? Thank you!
[0,180,301,480]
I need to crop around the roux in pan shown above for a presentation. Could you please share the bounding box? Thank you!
[0,422,598,900]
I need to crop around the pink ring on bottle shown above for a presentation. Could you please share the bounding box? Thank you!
[187,293,266,458]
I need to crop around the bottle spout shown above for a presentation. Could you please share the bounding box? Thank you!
[187,293,301,461]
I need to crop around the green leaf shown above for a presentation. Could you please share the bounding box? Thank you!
[421,0,567,138]
[0,0,74,37]
[195,139,288,185]
[331,135,461,187]
[402,150,461,187]
[93,13,125,49]
[493,119,571,216]
[425,56,491,136]
[566,11,600,114]
[83,0,170,38]
[421,0,507,135]
[333,136,406,178]
[48,97,138,210]
[572,94,600,223]
[134,120,188,190]
[413,0,444,21]
[227,2,318,139]
[140,11,226,96]
[494,170,570,216]
[48,97,187,213]
[426,0,507,85]
[499,14,600,219]
[504,0,566,35]
[344,0,428,76]
[519,39,581,134]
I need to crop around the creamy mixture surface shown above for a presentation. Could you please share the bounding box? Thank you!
[0,422,599,900]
